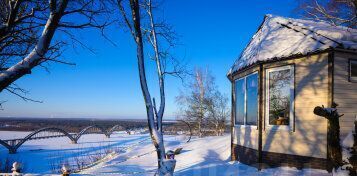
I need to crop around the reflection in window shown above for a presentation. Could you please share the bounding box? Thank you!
[267,66,293,126]
[350,60,357,82]
[246,74,258,125]
[234,73,258,126]
[235,79,245,125]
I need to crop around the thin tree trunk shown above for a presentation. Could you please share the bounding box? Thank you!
[128,0,175,175]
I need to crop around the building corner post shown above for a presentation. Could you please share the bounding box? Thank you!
[230,78,235,161]
[326,51,335,172]
[258,64,263,170]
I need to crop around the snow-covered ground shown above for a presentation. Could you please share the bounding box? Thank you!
[0,131,147,174]
[0,131,331,175]
[76,135,331,176]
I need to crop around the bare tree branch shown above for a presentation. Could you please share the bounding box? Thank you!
[0,0,115,106]
[5,84,42,103]
[297,0,357,28]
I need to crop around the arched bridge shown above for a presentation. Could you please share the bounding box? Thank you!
[0,125,125,154]
[107,125,125,137]
[73,125,109,143]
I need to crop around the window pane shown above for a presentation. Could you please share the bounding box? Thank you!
[268,68,292,126]
[235,79,245,125]
[246,74,258,125]
[351,61,357,77]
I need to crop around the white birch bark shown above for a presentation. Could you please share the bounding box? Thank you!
[128,0,175,175]
[0,0,69,92]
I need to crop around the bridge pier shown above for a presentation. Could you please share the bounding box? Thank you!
[9,148,17,154]
[71,140,77,144]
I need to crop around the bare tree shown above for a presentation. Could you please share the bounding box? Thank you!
[297,0,357,28]
[176,67,216,138]
[116,0,182,175]
[0,0,113,102]
[207,91,229,136]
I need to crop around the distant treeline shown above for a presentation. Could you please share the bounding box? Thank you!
[0,117,150,132]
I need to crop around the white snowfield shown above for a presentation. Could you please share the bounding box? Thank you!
[77,135,330,176]
[0,131,331,176]
[228,14,357,75]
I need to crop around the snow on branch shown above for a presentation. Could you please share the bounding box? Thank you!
[0,0,114,104]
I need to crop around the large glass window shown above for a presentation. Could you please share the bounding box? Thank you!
[246,74,258,125]
[235,79,245,125]
[350,59,357,82]
[266,65,294,130]
[235,72,258,126]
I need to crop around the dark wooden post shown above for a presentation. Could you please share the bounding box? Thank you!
[354,117,357,147]
[258,64,263,170]
[313,102,343,170]
[11,162,21,174]
[61,165,71,176]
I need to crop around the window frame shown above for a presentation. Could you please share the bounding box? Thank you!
[265,65,295,131]
[349,59,357,82]
[234,72,259,128]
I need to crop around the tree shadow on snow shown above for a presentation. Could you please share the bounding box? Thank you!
[79,164,152,176]
[174,149,258,176]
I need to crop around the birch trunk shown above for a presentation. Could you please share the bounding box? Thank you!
[128,0,175,175]
[0,0,69,92]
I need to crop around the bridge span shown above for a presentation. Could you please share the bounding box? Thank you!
[0,125,125,154]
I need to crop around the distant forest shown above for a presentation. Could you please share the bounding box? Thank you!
[0,118,151,132]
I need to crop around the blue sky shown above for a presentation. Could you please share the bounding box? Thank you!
[0,0,298,119]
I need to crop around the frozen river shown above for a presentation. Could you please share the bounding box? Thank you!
[0,131,31,140]
[0,131,149,174]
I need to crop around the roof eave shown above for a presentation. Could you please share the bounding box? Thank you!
[229,48,334,78]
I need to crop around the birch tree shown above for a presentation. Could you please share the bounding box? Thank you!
[176,68,216,137]
[116,0,183,175]
[0,0,112,102]
[207,91,229,136]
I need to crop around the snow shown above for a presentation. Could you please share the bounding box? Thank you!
[0,131,147,174]
[0,131,331,175]
[333,167,349,176]
[336,131,355,175]
[229,14,357,75]
[0,131,31,140]
[324,108,337,114]
[342,132,354,153]
[75,135,330,176]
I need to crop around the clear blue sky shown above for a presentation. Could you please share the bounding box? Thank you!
[0,0,298,119]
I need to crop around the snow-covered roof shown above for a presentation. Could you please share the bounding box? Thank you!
[228,14,357,75]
